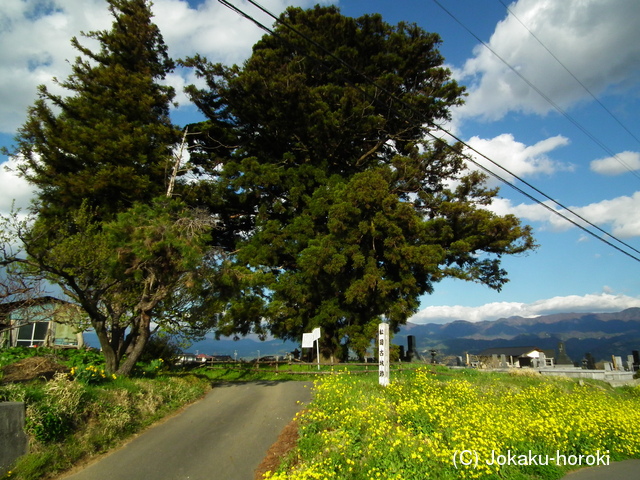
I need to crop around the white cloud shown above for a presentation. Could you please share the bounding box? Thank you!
[465,133,571,184]
[573,192,640,238]
[488,190,640,238]
[154,0,297,64]
[488,198,575,231]
[410,293,640,324]
[0,0,332,134]
[0,0,112,133]
[590,151,640,176]
[0,157,35,215]
[455,0,640,121]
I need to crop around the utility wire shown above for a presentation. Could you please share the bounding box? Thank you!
[217,0,640,263]
[432,0,640,181]
[240,0,640,260]
[497,0,640,148]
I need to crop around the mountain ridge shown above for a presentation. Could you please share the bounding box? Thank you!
[396,308,640,363]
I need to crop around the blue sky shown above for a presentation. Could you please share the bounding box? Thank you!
[1,0,640,324]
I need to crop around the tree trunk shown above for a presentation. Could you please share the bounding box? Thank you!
[116,310,152,376]
[94,321,120,374]
[319,331,344,363]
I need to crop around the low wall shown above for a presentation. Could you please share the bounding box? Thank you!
[537,368,637,385]
[0,402,29,476]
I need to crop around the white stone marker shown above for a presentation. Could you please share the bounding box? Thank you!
[379,323,390,386]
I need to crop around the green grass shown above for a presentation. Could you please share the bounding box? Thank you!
[2,373,213,480]
[193,360,423,382]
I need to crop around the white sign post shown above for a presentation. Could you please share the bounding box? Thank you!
[378,323,390,386]
[302,327,321,370]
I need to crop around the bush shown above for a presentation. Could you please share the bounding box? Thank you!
[25,374,85,443]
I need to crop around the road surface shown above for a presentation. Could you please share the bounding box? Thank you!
[561,459,640,480]
[59,381,313,480]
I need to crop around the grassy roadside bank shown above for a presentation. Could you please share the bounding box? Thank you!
[0,348,214,480]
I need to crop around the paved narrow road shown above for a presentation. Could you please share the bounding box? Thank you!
[561,459,640,480]
[60,381,313,480]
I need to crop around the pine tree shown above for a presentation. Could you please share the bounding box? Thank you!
[7,0,212,375]
[184,6,536,360]
[16,0,178,220]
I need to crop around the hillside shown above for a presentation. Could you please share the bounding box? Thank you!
[395,308,640,363]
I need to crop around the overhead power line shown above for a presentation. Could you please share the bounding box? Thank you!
[497,0,640,148]
[432,0,640,181]
[216,0,640,263]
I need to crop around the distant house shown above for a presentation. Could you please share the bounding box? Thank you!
[0,297,85,349]
[476,346,553,368]
[195,353,212,363]
[175,353,198,365]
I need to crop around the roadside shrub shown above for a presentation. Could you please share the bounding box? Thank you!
[0,347,44,369]
[69,365,116,385]
[132,358,166,378]
[57,348,104,369]
[26,373,86,443]
[138,333,184,364]
[4,371,211,480]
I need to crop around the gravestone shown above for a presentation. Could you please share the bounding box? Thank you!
[614,356,624,371]
[500,354,507,368]
[407,336,419,362]
[604,362,613,371]
[627,355,635,372]
[585,353,596,370]
[538,352,546,368]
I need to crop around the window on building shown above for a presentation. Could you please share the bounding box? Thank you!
[16,321,50,347]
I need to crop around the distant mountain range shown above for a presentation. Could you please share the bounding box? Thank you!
[395,308,640,364]
[84,308,640,363]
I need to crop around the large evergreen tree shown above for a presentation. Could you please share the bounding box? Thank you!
[184,6,536,360]
[6,0,214,375]
[16,0,178,220]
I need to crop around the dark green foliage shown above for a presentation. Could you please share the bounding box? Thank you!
[28,409,73,443]
[6,1,214,376]
[58,348,105,370]
[183,6,536,359]
[11,196,215,375]
[15,0,178,221]
[0,347,103,371]
[137,333,185,364]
